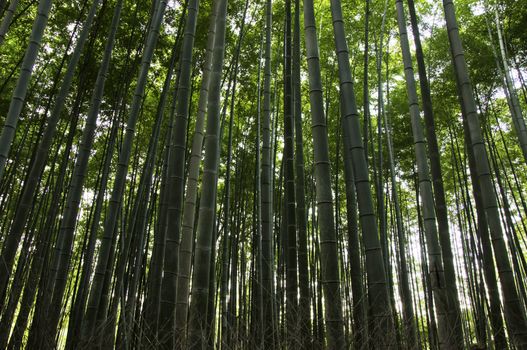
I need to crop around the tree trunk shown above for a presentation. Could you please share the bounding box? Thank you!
[0,0,53,182]
[303,0,346,347]
[82,0,168,339]
[329,0,396,345]
[443,0,527,346]
[187,0,228,346]
[395,0,461,347]
[261,0,275,347]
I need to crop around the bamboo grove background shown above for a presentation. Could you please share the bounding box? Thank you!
[0,0,526,348]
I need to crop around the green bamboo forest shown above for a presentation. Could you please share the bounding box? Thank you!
[0,0,526,348]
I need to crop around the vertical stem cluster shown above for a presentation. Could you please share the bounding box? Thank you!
[329,0,396,345]
[443,0,527,346]
[187,0,228,346]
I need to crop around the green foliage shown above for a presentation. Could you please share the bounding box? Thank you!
[1,0,527,347]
